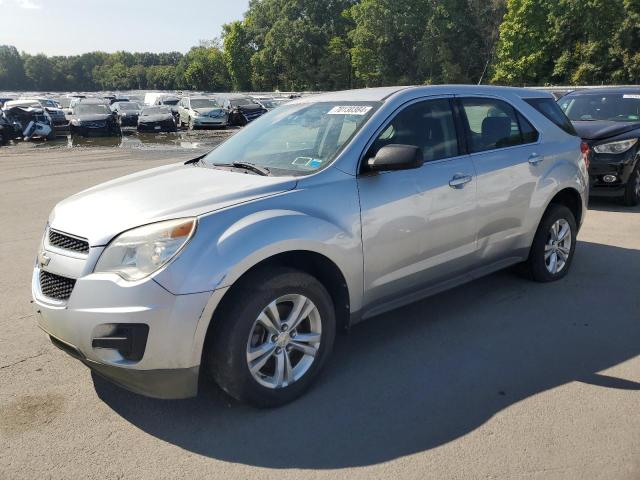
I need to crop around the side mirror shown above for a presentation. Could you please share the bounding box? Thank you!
[367,144,424,171]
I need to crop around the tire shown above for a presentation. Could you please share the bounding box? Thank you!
[623,164,640,206]
[188,117,195,130]
[207,267,336,408]
[524,204,577,282]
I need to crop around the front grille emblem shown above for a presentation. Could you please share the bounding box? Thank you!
[38,251,51,268]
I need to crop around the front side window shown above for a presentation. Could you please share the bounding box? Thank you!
[460,98,535,153]
[368,99,459,162]
[203,101,379,176]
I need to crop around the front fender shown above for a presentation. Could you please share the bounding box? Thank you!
[154,173,364,310]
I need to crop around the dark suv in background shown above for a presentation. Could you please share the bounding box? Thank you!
[559,87,640,206]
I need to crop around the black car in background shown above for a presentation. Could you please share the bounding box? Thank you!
[69,101,121,137]
[111,101,142,127]
[137,106,177,133]
[559,87,640,206]
[217,95,268,126]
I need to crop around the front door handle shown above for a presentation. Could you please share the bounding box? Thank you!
[528,153,544,165]
[449,174,473,189]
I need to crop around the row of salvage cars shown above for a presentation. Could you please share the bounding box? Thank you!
[0,92,290,143]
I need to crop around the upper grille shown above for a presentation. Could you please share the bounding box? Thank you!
[39,270,76,301]
[48,229,89,254]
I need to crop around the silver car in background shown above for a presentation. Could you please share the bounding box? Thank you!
[32,86,588,407]
[177,96,228,129]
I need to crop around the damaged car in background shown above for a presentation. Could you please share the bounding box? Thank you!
[216,94,268,126]
[137,106,177,133]
[69,99,121,137]
[559,87,640,205]
[2,99,54,141]
[111,101,142,127]
[178,96,228,129]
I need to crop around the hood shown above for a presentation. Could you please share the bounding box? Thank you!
[139,113,173,123]
[49,162,297,245]
[194,108,225,116]
[572,120,640,141]
[75,113,112,122]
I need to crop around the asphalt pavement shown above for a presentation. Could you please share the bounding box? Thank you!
[1,144,639,479]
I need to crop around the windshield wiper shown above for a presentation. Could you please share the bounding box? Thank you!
[230,162,271,176]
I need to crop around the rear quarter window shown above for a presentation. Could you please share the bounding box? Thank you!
[525,98,577,136]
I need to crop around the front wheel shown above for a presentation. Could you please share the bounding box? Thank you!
[623,165,640,206]
[524,204,577,282]
[207,267,336,407]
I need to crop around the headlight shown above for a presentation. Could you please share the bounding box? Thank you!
[94,218,196,281]
[71,119,80,125]
[593,138,638,154]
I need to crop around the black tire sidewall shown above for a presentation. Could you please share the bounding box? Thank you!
[208,268,336,407]
[528,204,578,282]
[624,164,640,206]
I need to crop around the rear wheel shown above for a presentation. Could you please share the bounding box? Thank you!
[188,117,195,130]
[524,204,577,282]
[623,164,640,206]
[207,267,336,408]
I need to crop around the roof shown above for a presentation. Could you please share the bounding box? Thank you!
[289,85,554,104]
[564,86,640,95]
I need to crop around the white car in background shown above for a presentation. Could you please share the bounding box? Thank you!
[178,96,228,129]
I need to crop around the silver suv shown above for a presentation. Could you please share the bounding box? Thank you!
[32,86,588,407]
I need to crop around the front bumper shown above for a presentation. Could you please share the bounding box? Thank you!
[32,257,213,399]
[588,151,637,197]
[137,121,176,132]
[192,116,227,127]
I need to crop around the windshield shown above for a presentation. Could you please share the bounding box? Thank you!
[202,101,379,176]
[160,98,179,106]
[260,100,277,108]
[39,100,58,108]
[75,104,110,115]
[559,93,640,122]
[142,107,169,115]
[119,102,140,111]
[230,98,252,107]
[191,99,219,109]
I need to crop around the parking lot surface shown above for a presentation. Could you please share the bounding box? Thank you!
[1,142,639,480]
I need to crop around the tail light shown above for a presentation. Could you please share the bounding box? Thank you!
[580,142,590,169]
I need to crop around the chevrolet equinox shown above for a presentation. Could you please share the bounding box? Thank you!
[33,86,588,407]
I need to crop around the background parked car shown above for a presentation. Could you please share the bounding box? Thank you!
[23,97,69,131]
[111,101,142,127]
[558,87,640,205]
[178,96,228,129]
[216,94,268,126]
[137,106,177,133]
[69,99,121,137]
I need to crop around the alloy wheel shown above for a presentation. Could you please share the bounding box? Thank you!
[544,218,572,274]
[246,294,322,389]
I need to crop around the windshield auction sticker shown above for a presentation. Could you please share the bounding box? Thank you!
[327,106,373,115]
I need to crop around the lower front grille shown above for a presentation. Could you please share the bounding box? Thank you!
[39,270,76,301]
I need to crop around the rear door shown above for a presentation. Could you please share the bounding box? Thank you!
[358,97,478,312]
[457,96,541,266]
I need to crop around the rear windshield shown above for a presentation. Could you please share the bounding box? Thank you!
[525,98,577,136]
[119,102,140,111]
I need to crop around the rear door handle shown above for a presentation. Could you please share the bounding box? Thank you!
[449,174,473,189]
[528,153,544,165]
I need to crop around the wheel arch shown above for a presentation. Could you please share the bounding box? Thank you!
[546,187,583,226]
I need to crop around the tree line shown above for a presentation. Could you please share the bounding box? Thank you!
[1,0,639,92]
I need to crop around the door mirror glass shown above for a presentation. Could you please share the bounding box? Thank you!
[367,144,424,171]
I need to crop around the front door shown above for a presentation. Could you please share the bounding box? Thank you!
[357,97,478,312]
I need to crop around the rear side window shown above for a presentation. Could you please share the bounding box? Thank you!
[525,98,577,136]
[459,98,537,153]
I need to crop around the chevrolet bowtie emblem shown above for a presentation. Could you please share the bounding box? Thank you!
[38,251,51,268]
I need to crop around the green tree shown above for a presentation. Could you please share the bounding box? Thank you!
[182,42,231,91]
[23,54,54,89]
[0,45,26,89]
[223,21,254,91]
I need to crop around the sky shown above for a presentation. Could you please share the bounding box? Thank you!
[0,0,250,56]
